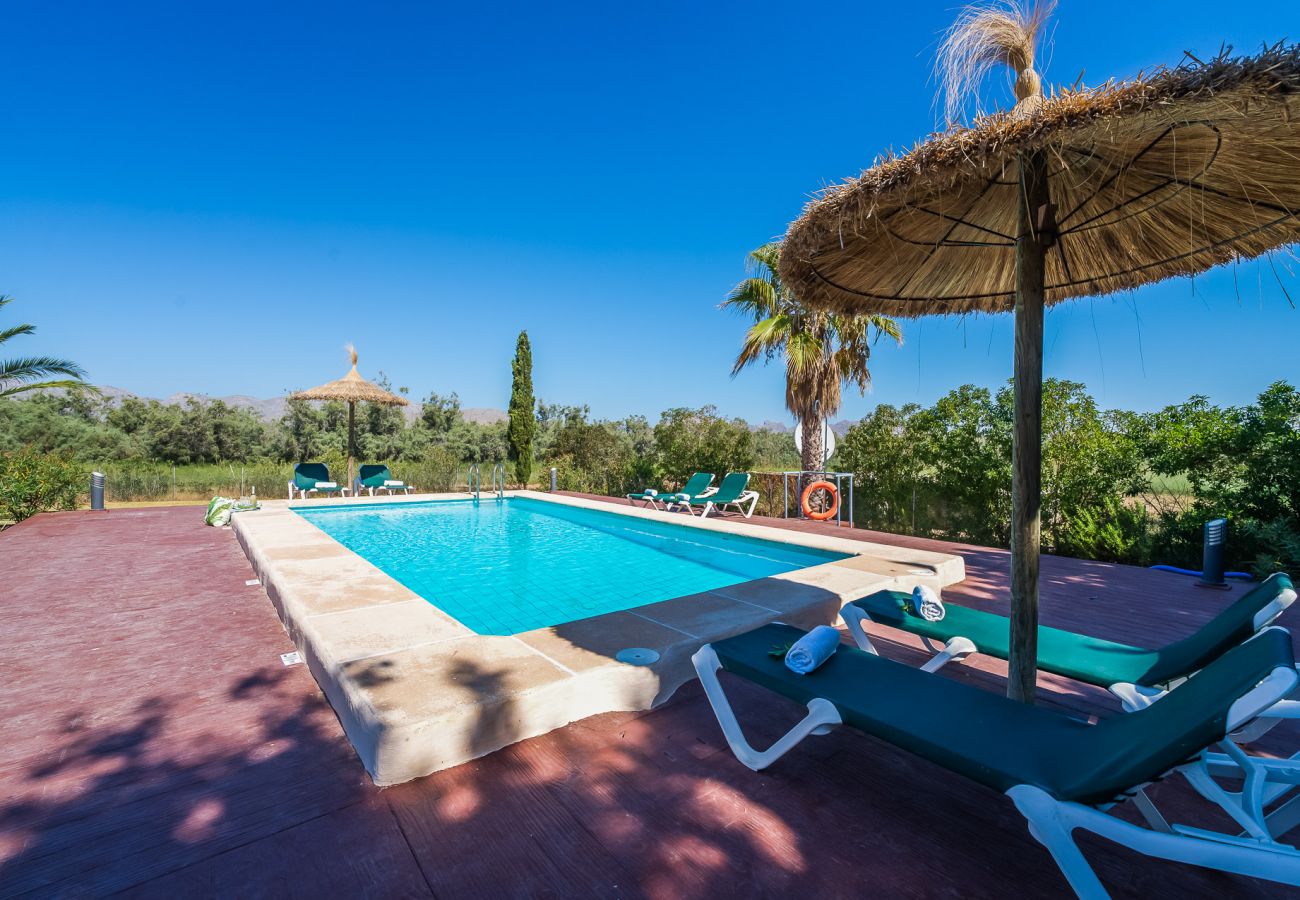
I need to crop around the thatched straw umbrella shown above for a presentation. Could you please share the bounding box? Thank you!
[779,5,1300,702]
[290,346,408,490]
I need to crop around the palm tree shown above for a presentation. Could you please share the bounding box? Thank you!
[723,243,902,476]
[0,295,87,399]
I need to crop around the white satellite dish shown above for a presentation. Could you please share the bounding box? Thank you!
[793,420,836,467]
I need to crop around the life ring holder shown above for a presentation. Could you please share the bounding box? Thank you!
[800,480,839,521]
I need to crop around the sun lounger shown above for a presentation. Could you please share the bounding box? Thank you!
[666,471,758,518]
[289,462,350,500]
[693,622,1300,897]
[358,464,414,496]
[627,472,714,509]
[840,573,1295,706]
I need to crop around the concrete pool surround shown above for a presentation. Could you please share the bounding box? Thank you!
[234,490,964,785]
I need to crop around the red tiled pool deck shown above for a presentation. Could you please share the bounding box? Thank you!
[2,500,1297,898]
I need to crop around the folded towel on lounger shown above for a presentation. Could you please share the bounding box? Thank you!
[913,585,946,622]
[314,481,338,489]
[384,479,404,487]
[784,625,841,674]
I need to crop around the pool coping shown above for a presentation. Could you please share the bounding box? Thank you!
[233,490,965,785]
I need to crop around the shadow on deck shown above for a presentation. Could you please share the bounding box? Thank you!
[0,503,1295,897]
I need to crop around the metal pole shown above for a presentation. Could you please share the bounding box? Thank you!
[783,474,788,519]
[848,473,854,529]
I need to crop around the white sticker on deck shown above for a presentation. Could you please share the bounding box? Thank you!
[281,651,303,666]
[245,579,261,587]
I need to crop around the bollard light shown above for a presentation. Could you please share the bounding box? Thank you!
[1200,518,1228,588]
[549,467,557,492]
[90,471,105,511]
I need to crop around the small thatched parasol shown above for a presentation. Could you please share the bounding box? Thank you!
[290,346,408,489]
[779,5,1300,702]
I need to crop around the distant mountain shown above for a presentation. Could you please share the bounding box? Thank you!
[56,385,508,426]
[166,392,288,422]
[462,407,508,426]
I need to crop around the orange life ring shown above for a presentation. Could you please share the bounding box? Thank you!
[800,480,839,521]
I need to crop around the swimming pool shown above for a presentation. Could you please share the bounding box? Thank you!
[294,496,849,635]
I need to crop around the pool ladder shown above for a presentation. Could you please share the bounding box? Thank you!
[467,463,506,501]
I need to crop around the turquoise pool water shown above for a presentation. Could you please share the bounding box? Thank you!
[294,497,848,635]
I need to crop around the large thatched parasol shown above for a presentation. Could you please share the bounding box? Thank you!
[290,346,408,489]
[779,7,1300,702]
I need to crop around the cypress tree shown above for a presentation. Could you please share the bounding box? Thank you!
[506,330,535,485]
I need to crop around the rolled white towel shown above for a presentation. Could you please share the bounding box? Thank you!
[314,481,338,489]
[913,585,946,622]
[784,625,841,675]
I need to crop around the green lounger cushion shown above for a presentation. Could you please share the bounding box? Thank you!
[630,472,713,500]
[712,622,1295,805]
[685,472,750,505]
[359,464,393,488]
[293,462,342,491]
[852,572,1293,688]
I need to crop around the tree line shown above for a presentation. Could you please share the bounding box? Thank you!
[835,379,1300,576]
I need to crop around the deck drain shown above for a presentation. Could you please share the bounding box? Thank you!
[616,648,660,666]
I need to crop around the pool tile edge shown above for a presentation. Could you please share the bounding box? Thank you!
[234,492,966,785]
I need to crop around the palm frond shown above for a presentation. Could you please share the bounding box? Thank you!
[722,277,779,318]
[0,355,88,383]
[727,241,903,422]
[0,378,89,400]
[732,315,791,375]
[745,243,783,278]
[0,323,37,345]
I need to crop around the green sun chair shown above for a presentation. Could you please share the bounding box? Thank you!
[693,623,1300,897]
[289,462,349,500]
[627,472,714,509]
[665,471,758,518]
[840,573,1296,707]
[357,464,414,496]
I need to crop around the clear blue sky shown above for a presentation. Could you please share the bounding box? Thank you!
[2,1,1296,424]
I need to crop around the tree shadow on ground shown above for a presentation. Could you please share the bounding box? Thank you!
[6,503,1298,898]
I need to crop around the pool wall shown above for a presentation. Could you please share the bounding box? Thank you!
[234,490,964,785]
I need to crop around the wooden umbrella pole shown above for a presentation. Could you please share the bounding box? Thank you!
[347,400,356,492]
[1009,147,1052,704]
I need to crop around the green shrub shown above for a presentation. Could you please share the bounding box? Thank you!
[0,449,84,522]
[1056,498,1152,566]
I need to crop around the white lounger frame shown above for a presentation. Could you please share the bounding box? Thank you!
[287,481,352,500]
[627,486,718,510]
[842,594,1300,820]
[360,482,414,497]
[840,586,1295,712]
[691,634,1300,898]
[665,490,759,519]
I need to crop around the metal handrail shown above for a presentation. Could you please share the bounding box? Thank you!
[491,462,506,499]
[467,463,480,500]
[781,470,855,529]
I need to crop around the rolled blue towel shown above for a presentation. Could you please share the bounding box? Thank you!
[913,585,946,622]
[784,625,841,675]
[643,488,657,497]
